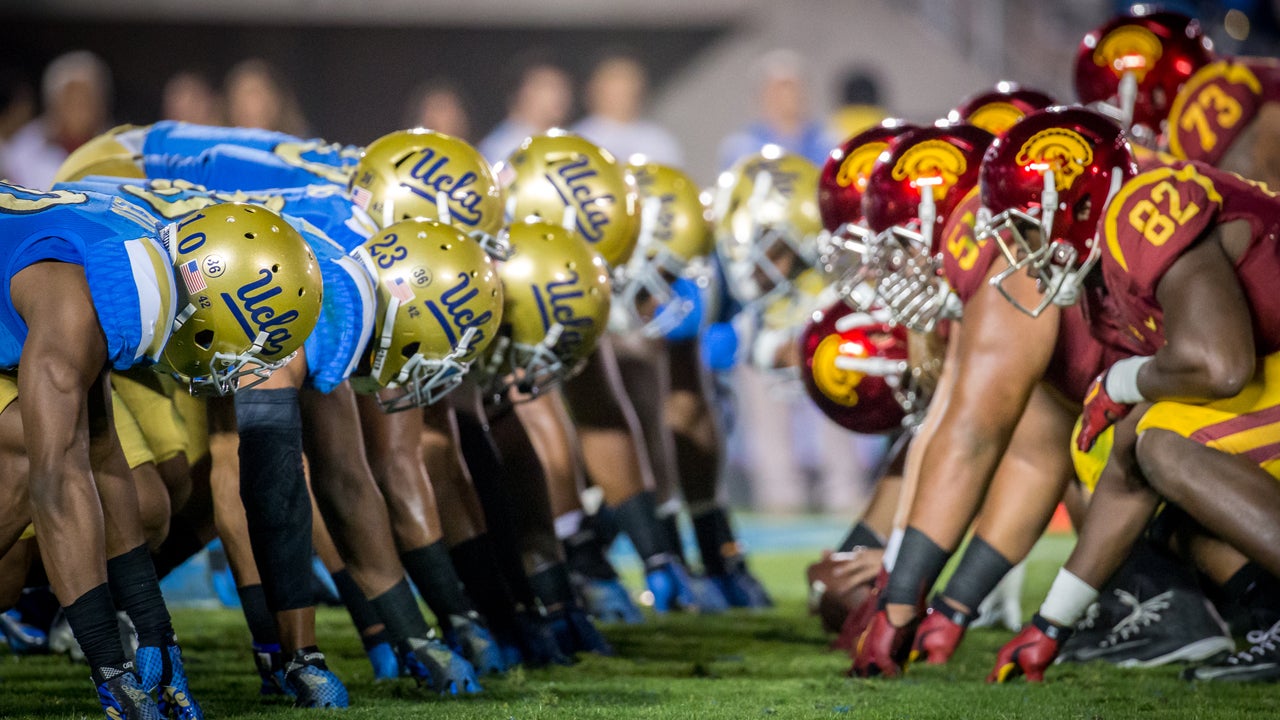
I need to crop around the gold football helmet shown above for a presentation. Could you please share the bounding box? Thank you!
[349,219,503,411]
[479,221,611,398]
[54,124,146,183]
[611,159,714,337]
[155,202,323,395]
[349,129,509,258]
[712,147,821,306]
[496,131,640,268]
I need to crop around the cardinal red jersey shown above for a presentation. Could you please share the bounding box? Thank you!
[1166,58,1280,167]
[941,187,1108,403]
[1093,160,1280,357]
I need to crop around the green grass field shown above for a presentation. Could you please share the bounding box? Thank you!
[3,532,1276,719]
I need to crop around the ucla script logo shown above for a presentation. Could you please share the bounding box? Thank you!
[405,149,484,227]
[423,272,492,352]
[531,270,593,349]
[221,268,299,357]
[546,155,614,244]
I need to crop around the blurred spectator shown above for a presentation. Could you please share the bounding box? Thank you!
[828,68,887,143]
[225,58,307,135]
[572,53,682,165]
[403,80,471,140]
[478,56,572,164]
[3,50,112,189]
[718,49,834,169]
[162,70,224,126]
[0,68,34,144]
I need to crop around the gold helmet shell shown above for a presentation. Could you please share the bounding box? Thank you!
[54,124,146,183]
[712,147,821,305]
[156,202,322,395]
[481,221,611,398]
[496,131,640,268]
[353,219,503,411]
[349,129,508,257]
[627,160,713,265]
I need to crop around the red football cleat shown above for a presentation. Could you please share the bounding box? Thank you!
[833,567,888,651]
[987,613,1071,683]
[911,599,970,665]
[850,610,919,678]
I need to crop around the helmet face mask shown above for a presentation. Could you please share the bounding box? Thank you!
[865,218,955,333]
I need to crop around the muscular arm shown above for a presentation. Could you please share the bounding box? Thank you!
[1137,225,1256,402]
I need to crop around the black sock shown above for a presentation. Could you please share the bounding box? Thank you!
[614,491,675,569]
[882,527,951,609]
[402,541,475,631]
[528,562,576,613]
[330,569,383,636]
[235,584,280,649]
[564,527,619,581]
[658,512,688,566]
[63,584,127,672]
[838,521,885,553]
[940,535,1013,613]
[106,544,173,647]
[370,579,433,650]
[691,506,740,576]
[1223,563,1280,627]
[451,535,521,634]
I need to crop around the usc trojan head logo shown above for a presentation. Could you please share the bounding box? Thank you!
[1094,25,1163,82]
[812,334,864,407]
[890,140,967,199]
[967,102,1026,136]
[1015,129,1094,192]
[836,141,889,192]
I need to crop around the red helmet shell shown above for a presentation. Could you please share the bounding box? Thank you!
[980,106,1138,258]
[800,300,908,434]
[949,82,1058,136]
[818,121,917,232]
[1074,10,1213,131]
[861,124,995,253]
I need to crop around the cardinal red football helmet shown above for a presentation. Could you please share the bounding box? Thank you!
[948,82,1057,136]
[860,123,994,331]
[977,106,1139,317]
[1074,8,1213,145]
[800,300,911,434]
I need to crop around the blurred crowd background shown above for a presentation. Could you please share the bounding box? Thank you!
[2,0,1279,517]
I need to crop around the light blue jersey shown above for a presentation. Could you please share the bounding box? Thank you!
[0,182,176,370]
[138,121,359,189]
[59,177,375,393]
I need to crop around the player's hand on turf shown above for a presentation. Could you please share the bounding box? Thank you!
[1077,373,1133,452]
[987,613,1070,683]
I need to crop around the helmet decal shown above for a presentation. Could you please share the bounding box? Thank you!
[836,141,889,191]
[966,101,1026,135]
[811,334,863,407]
[1015,128,1095,191]
[890,139,968,197]
[1094,24,1162,82]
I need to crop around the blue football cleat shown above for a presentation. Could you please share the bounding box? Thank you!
[135,643,204,719]
[1,609,49,654]
[646,562,704,613]
[444,614,506,676]
[516,611,574,667]
[576,577,644,624]
[549,606,615,657]
[689,574,731,613]
[251,644,291,697]
[283,649,349,709]
[712,568,774,609]
[402,637,482,695]
[365,641,401,681]
[95,662,162,720]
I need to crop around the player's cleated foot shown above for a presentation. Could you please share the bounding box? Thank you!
[283,648,349,708]
[1184,618,1280,682]
[365,641,401,681]
[549,606,615,657]
[444,613,506,675]
[833,567,888,652]
[516,611,575,667]
[252,644,291,697]
[911,597,970,665]
[135,642,204,720]
[688,574,731,613]
[402,637,482,695]
[711,567,774,609]
[95,662,162,720]
[988,613,1070,683]
[850,610,918,678]
[1061,589,1234,668]
[574,575,644,624]
[645,562,703,613]
[1,609,49,655]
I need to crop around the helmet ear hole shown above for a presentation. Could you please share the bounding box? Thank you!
[401,341,420,359]
[1073,197,1092,222]
[194,329,214,350]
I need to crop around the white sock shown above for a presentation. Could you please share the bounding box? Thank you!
[1039,568,1100,627]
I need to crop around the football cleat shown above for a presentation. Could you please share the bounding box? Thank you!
[850,610,918,678]
[711,567,774,609]
[573,575,645,625]
[365,640,401,681]
[1059,588,1233,668]
[135,643,204,720]
[910,598,971,665]
[402,637,482,695]
[988,613,1070,683]
[833,567,888,652]
[548,606,616,657]
[95,662,162,720]
[444,614,507,676]
[283,649,350,708]
[1184,618,1280,683]
[251,644,291,697]
[645,561,706,614]
[1,609,49,654]
[515,610,575,667]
